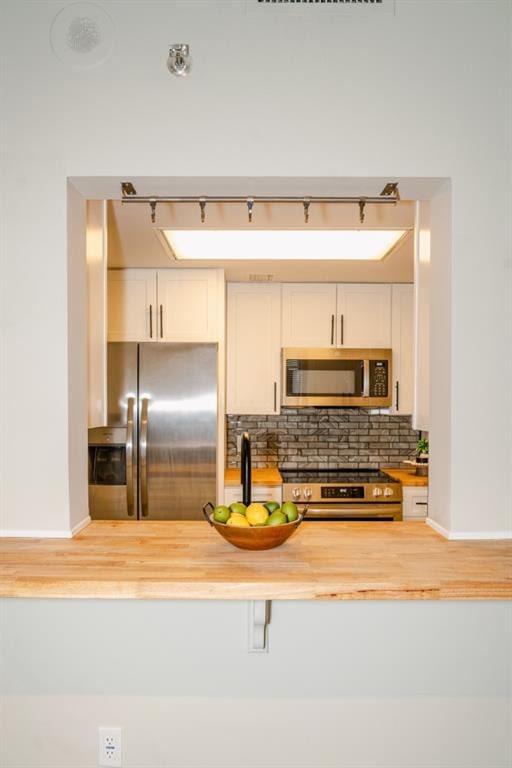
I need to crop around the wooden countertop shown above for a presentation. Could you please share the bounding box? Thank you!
[383,468,429,487]
[224,468,282,487]
[1,521,510,600]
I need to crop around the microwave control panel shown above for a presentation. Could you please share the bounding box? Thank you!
[369,360,388,398]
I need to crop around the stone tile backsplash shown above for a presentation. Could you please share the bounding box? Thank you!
[226,409,420,469]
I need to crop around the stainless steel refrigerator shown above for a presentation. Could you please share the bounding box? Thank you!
[88,342,217,520]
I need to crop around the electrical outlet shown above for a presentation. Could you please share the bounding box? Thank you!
[99,727,122,767]
[237,434,242,453]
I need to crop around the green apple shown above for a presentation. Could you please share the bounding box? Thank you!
[212,505,230,524]
[266,511,288,526]
[229,502,247,516]
[264,501,281,514]
[281,501,299,523]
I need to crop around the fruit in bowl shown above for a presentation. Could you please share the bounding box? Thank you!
[211,500,297,528]
[203,500,305,550]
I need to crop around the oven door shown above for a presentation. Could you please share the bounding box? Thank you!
[298,503,402,521]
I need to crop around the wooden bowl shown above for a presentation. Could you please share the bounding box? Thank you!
[202,503,306,551]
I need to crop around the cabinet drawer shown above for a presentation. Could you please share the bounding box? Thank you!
[403,488,428,519]
[224,485,282,507]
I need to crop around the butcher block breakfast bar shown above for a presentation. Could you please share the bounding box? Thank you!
[0,521,510,600]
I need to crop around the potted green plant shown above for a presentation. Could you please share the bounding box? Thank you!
[415,438,429,476]
[416,437,429,462]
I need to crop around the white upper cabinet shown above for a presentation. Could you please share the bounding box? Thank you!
[107,269,223,342]
[282,283,391,349]
[281,284,337,347]
[391,284,414,414]
[157,269,222,342]
[336,284,391,348]
[227,283,281,415]
[107,269,156,342]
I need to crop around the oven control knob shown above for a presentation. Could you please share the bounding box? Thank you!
[372,487,383,497]
[383,487,394,497]
[292,487,302,500]
[303,487,312,500]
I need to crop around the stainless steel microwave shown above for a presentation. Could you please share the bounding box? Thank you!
[282,348,392,408]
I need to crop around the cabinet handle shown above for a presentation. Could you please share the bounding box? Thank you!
[395,381,400,411]
[159,304,163,339]
[340,314,344,345]
[149,305,153,338]
[274,381,277,412]
[330,315,335,345]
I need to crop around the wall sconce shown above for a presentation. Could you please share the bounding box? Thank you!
[167,44,191,77]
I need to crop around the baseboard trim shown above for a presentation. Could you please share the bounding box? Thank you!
[426,517,512,540]
[0,515,91,539]
[71,515,91,536]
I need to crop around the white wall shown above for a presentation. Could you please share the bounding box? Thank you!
[1,599,511,768]
[1,3,511,764]
[427,186,452,533]
[1,0,511,535]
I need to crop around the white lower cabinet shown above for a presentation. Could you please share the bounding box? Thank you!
[402,486,428,519]
[226,283,281,415]
[224,485,283,507]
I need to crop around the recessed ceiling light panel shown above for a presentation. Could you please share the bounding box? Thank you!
[158,229,408,261]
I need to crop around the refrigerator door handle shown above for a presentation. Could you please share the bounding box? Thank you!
[140,398,149,517]
[126,397,135,517]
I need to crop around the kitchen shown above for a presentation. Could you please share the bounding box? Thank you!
[88,182,429,527]
[1,2,511,767]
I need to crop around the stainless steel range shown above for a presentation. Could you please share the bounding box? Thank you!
[281,469,402,521]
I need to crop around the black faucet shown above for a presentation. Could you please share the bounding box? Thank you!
[240,431,251,507]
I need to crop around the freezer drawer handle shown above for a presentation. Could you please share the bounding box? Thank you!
[126,397,135,517]
[140,398,149,517]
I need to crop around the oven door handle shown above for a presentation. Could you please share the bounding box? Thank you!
[297,504,402,520]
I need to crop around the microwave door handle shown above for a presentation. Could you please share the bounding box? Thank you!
[140,398,149,517]
[363,360,370,397]
[126,397,135,517]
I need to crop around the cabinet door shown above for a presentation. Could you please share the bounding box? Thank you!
[107,269,156,342]
[402,487,428,519]
[157,269,221,342]
[281,284,337,348]
[336,284,391,348]
[391,284,414,414]
[227,283,281,415]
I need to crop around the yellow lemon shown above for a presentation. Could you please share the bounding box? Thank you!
[246,503,269,527]
[226,512,250,527]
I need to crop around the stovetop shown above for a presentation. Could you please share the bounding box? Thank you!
[280,468,399,485]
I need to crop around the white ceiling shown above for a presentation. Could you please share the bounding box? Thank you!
[107,197,416,282]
